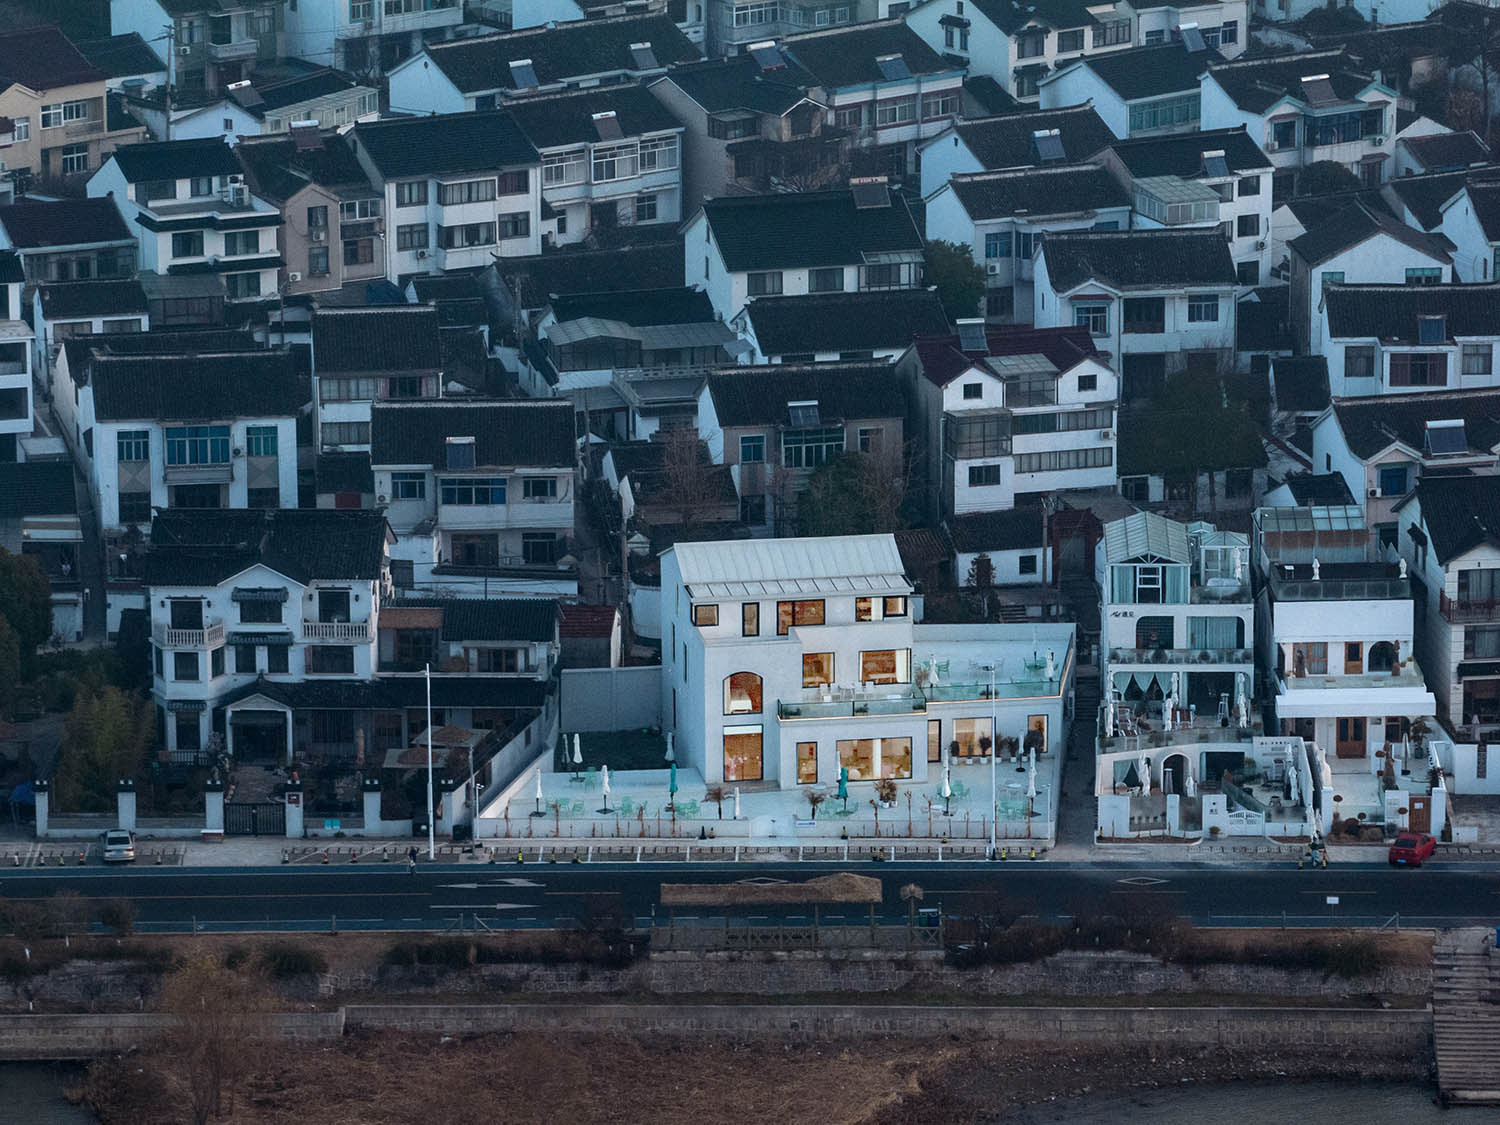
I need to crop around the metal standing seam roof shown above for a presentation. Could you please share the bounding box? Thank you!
[1102,511,1191,564]
[669,534,912,600]
[1254,506,1366,534]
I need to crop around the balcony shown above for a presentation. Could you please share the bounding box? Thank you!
[208,38,258,61]
[153,620,225,649]
[1440,593,1500,624]
[302,620,372,642]
[1109,647,1253,665]
[163,460,231,482]
[64,119,102,140]
[777,685,926,720]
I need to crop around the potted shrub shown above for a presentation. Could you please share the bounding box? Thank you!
[806,790,827,821]
[875,778,898,807]
[705,785,726,819]
[1024,729,1045,756]
[977,734,993,759]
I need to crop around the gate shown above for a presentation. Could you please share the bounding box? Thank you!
[225,801,285,836]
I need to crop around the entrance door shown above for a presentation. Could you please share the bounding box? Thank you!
[723,725,763,782]
[1409,795,1431,834]
[1336,717,1366,758]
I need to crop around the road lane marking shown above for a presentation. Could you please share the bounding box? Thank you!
[1296,890,1376,895]
[427,903,534,910]
[437,879,544,889]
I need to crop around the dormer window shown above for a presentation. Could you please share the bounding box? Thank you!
[445,436,475,470]
[1418,315,1447,345]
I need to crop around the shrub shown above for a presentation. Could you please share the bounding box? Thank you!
[258,943,328,979]
[223,945,250,970]
[1323,936,1385,979]
[98,900,135,937]
[385,939,475,969]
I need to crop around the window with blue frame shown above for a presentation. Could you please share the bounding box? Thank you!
[984,231,1009,258]
[440,478,506,505]
[164,425,229,465]
[1378,463,1409,497]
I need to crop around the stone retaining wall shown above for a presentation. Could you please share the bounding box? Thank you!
[0,1011,344,1060]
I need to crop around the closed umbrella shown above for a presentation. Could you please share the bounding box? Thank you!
[1104,696,1115,738]
[599,764,612,814]
[1184,769,1197,799]
[1137,749,1151,795]
[1026,759,1037,800]
[1045,650,1056,682]
[572,733,583,770]
[928,653,940,686]
[733,786,741,820]
[668,761,678,811]
[837,766,849,811]
[533,768,545,817]
[665,732,675,763]
[941,761,952,816]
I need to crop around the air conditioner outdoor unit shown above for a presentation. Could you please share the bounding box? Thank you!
[377,494,388,504]
[1373,136,1386,145]
[179,45,192,56]
[232,447,244,457]
[986,262,1002,276]
[1369,487,1379,497]
[415,249,428,259]
[229,184,247,206]
[287,271,302,282]
[226,173,245,185]
[1099,429,1113,440]
[1255,240,1266,250]
[311,228,326,241]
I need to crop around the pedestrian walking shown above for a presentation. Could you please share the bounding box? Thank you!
[407,845,417,874]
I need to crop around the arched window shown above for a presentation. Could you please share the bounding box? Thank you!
[1368,641,1397,673]
[723,671,762,715]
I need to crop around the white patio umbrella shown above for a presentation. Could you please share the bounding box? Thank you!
[1235,673,1249,728]
[533,768,546,816]
[928,653,940,686]
[1045,650,1056,681]
[941,763,952,815]
[1184,769,1197,799]
[599,764,612,813]
[1162,689,1174,732]
[733,786,742,820]
[1104,696,1115,738]
[1137,748,1151,795]
[572,733,583,767]
[665,731,675,763]
[1026,759,1037,799]
[1286,762,1300,806]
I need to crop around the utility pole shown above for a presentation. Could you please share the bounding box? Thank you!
[162,23,175,141]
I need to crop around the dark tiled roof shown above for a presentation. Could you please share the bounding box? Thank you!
[147,509,390,586]
[1289,202,1452,268]
[73,32,164,78]
[893,526,951,573]
[949,164,1128,220]
[1040,229,1236,292]
[222,674,547,712]
[507,83,681,150]
[0,198,131,248]
[410,272,485,302]
[0,249,22,285]
[1331,391,1500,459]
[657,54,816,115]
[392,597,559,642]
[0,25,103,90]
[353,111,538,178]
[744,289,949,355]
[312,306,442,374]
[913,325,1098,387]
[0,461,76,519]
[1271,356,1329,414]
[1236,287,1292,353]
[783,21,954,88]
[1284,187,1392,230]
[1280,472,1354,506]
[560,603,619,638]
[950,105,1116,169]
[233,131,374,204]
[1311,20,1464,70]
[1066,42,1216,102]
[1412,475,1500,565]
[1400,130,1491,172]
[369,400,575,469]
[948,507,1044,552]
[38,279,148,320]
[1387,169,1486,231]
[1466,181,1500,241]
[1106,126,1272,179]
[111,137,240,183]
[971,0,1098,33]
[701,188,921,272]
[316,452,373,494]
[1324,283,1500,342]
[504,242,684,310]
[1207,50,1372,114]
[962,76,1020,116]
[549,286,714,326]
[423,14,697,93]
[252,69,364,113]
[89,350,303,422]
[706,361,905,426]
[1118,405,1266,475]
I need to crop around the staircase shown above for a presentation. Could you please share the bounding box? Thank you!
[1434,927,1500,1104]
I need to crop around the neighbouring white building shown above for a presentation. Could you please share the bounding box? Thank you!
[281,0,463,75]
[1040,40,1212,139]
[659,532,1074,790]
[1437,179,1500,283]
[0,250,32,463]
[916,104,1117,199]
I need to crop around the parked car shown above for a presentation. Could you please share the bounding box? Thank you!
[1388,832,1436,867]
[101,829,136,863]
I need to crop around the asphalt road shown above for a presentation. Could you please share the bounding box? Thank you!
[2,861,1497,933]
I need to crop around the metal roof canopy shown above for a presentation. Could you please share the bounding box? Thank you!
[672,533,912,597]
[1103,510,1191,564]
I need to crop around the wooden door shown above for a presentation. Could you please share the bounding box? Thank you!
[1336,717,1366,758]
[1409,796,1430,834]
[1344,643,1363,675]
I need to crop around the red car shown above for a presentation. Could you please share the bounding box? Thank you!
[1388,833,1437,866]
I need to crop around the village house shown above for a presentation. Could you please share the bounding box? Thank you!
[0,460,84,644]
[916,103,1116,198]
[32,280,150,385]
[134,69,379,144]
[1435,179,1500,283]
[281,0,463,75]
[1040,40,1214,140]
[0,197,138,294]
[110,0,284,90]
[734,288,949,363]
[311,304,443,457]
[0,250,33,463]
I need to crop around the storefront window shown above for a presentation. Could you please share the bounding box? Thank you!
[837,737,912,780]
[797,741,817,784]
[953,717,992,757]
[723,725,763,782]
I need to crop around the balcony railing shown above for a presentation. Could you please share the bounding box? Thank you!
[302,620,372,642]
[163,461,232,481]
[208,38,258,60]
[777,686,926,720]
[1109,647,1253,665]
[153,621,225,648]
[1440,592,1500,624]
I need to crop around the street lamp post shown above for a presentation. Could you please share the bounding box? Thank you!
[976,660,998,858]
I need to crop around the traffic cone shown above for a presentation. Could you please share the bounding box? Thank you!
[321,850,329,864]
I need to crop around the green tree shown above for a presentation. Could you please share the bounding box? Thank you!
[1296,161,1361,196]
[797,447,909,537]
[923,239,985,321]
[0,547,53,661]
[0,615,17,718]
[53,687,153,812]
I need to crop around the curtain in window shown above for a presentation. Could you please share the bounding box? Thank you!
[1188,616,1238,649]
[1111,566,1133,604]
[1164,566,1189,603]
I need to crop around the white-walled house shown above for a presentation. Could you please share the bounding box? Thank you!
[1251,0,1429,24]
[898,323,1117,520]
[1093,125,1274,286]
[1287,201,1453,354]
[924,163,1130,323]
[86,137,282,303]
[33,279,149,381]
[1311,391,1500,545]
[386,14,698,114]
[1131,0,1245,54]
[1033,228,1238,383]
[0,250,32,463]
[1395,130,1491,179]
[734,288,949,363]
[1318,284,1500,399]
[49,342,302,539]
[280,0,463,75]
[1437,180,1500,283]
[368,400,578,596]
[659,533,1074,789]
[1200,51,1399,199]
[311,305,444,455]
[506,84,685,248]
[683,181,924,322]
[1255,504,1434,764]
[916,103,1117,199]
[108,0,283,90]
[1040,41,1214,139]
[1397,474,1500,738]
[349,111,542,280]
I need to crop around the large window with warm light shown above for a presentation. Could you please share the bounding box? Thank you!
[859,649,910,685]
[837,737,912,780]
[723,671,763,715]
[802,652,834,688]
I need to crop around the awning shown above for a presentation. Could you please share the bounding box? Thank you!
[1458,661,1500,679]
[226,631,294,645]
[232,587,288,603]
[166,699,206,712]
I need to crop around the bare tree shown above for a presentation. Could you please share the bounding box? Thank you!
[1444,1,1500,140]
[162,954,265,1124]
[654,428,727,530]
